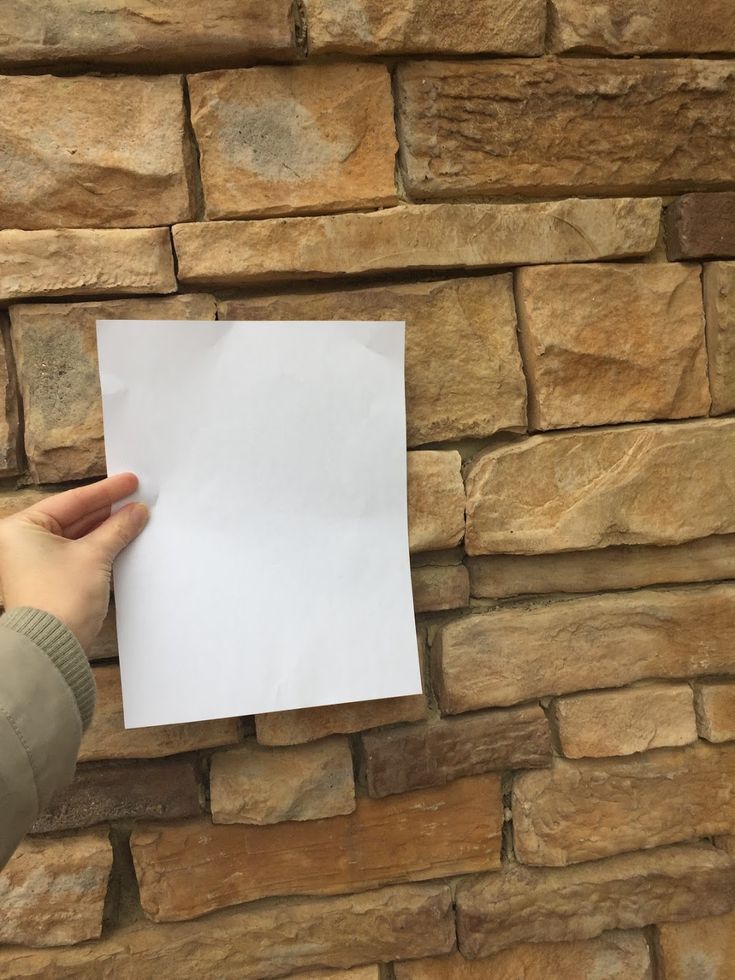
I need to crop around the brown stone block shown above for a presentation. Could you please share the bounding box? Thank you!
[666,192,735,260]
[411,564,469,613]
[0,489,54,520]
[694,681,735,742]
[703,262,735,414]
[408,451,465,552]
[656,909,735,980]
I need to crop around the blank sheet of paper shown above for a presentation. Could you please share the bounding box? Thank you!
[96,319,421,728]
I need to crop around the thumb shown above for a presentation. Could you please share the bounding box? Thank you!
[86,502,149,562]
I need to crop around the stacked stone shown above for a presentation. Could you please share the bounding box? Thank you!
[1,1,735,977]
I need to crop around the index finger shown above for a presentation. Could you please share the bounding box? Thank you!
[27,473,139,530]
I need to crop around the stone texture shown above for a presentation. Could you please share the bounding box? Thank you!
[0,831,112,946]
[465,419,735,555]
[468,535,735,599]
[297,970,379,980]
[408,451,465,553]
[397,60,735,199]
[513,743,735,866]
[516,263,709,429]
[210,736,355,824]
[411,564,469,613]
[131,775,502,921]
[549,0,735,54]
[10,294,216,484]
[0,489,53,521]
[666,193,735,260]
[457,843,735,958]
[694,681,735,742]
[80,665,242,762]
[172,198,661,287]
[307,0,546,55]
[0,315,19,475]
[31,759,201,834]
[553,684,698,759]
[703,262,735,414]
[88,604,118,662]
[0,0,296,68]
[0,228,176,304]
[0,883,454,978]
[362,705,551,797]
[656,909,735,980]
[0,74,191,229]
[189,64,397,220]
[434,584,735,713]
[220,275,527,447]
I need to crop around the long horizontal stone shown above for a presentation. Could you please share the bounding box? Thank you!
[656,908,735,980]
[173,198,661,287]
[703,262,735,414]
[434,584,735,713]
[131,775,502,921]
[408,451,465,552]
[397,59,735,198]
[666,193,735,259]
[465,419,735,555]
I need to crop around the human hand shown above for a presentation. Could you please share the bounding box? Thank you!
[0,473,148,651]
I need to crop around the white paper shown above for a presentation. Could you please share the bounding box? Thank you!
[96,319,421,728]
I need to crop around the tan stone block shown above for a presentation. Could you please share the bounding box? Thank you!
[694,681,735,742]
[189,64,397,220]
[131,775,502,921]
[411,564,469,613]
[703,262,735,414]
[210,736,355,824]
[397,60,735,199]
[434,584,735,713]
[656,909,735,979]
[0,883,454,977]
[408,451,464,553]
[298,969,380,980]
[173,198,661,287]
[465,419,735,555]
[0,315,19,475]
[80,665,241,762]
[0,228,176,304]
[457,843,735,958]
[553,684,697,759]
[468,535,735,599]
[0,831,112,946]
[0,489,53,520]
[220,275,527,446]
[10,294,216,484]
[0,75,191,229]
[516,263,709,429]
[0,0,296,68]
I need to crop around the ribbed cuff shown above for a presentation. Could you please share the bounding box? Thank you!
[1,607,96,730]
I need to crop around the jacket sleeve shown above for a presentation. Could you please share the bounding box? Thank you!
[0,607,96,869]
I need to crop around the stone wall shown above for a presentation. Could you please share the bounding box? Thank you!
[1,2,735,977]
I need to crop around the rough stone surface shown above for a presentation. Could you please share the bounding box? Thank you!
[0,883,454,978]
[10,294,216,484]
[210,736,355,824]
[468,535,735,599]
[220,275,527,447]
[80,665,242,762]
[703,262,735,414]
[0,489,52,521]
[666,193,735,259]
[694,681,735,743]
[397,60,735,199]
[0,831,112,947]
[131,776,502,921]
[362,706,551,797]
[457,843,735,958]
[465,419,735,555]
[88,605,118,662]
[553,684,698,759]
[434,584,735,713]
[0,75,191,229]
[189,64,397,219]
[172,198,661,287]
[0,228,176,304]
[656,909,735,980]
[0,315,19,475]
[513,743,735,865]
[411,564,470,613]
[408,451,465,553]
[516,263,709,429]
[294,970,379,980]
[0,0,295,68]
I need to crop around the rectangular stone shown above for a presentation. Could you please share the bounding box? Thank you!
[173,198,661,287]
[397,60,735,199]
[513,743,735,865]
[656,909,735,980]
[80,665,242,762]
[408,451,465,552]
[666,193,735,260]
[553,684,698,759]
[0,831,112,946]
[457,843,735,958]
[411,564,470,613]
[465,419,735,555]
[516,262,709,429]
[0,883,454,977]
[0,228,176,304]
[703,262,735,414]
[694,681,735,742]
[0,314,19,475]
[0,74,191,229]
[10,294,216,484]
[210,737,355,824]
[362,705,551,797]
[220,275,527,447]
[131,775,502,921]
[434,584,735,713]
